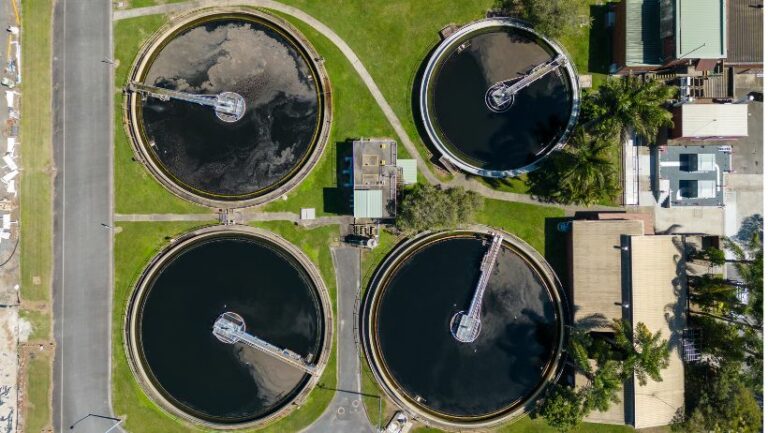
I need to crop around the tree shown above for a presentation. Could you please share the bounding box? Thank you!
[581,76,675,142]
[697,246,726,266]
[725,233,763,326]
[526,128,619,206]
[535,385,586,433]
[581,360,623,412]
[688,275,746,317]
[610,320,670,386]
[497,0,590,39]
[395,184,482,235]
[673,362,762,433]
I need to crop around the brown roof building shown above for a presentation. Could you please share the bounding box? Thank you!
[569,219,686,428]
[725,0,764,71]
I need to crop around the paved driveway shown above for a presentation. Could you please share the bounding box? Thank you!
[304,247,376,433]
[52,1,116,432]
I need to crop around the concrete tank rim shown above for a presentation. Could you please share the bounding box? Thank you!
[123,224,334,430]
[418,18,581,178]
[123,7,333,209]
[360,227,568,430]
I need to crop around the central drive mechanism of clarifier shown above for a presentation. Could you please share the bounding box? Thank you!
[484,54,567,113]
[129,81,247,123]
[213,311,318,375]
[450,232,503,343]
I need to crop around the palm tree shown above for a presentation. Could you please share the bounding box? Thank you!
[527,128,619,205]
[582,76,675,142]
[611,319,670,386]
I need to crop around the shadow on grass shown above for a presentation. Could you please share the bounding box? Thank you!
[545,216,571,295]
[323,140,354,214]
[588,4,612,75]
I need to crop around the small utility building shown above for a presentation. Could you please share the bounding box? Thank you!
[569,217,686,429]
[657,144,732,207]
[351,139,416,219]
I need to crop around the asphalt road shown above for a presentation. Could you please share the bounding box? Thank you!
[52,1,115,432]
[305,247,376,433]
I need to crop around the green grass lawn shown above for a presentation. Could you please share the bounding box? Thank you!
[24,350,53,432]
[112,221,339,433]
[476,199,565,254]
[20,309,51,341]
[19,0,53,302]
[19,1,54,430]
[262,15,396,215]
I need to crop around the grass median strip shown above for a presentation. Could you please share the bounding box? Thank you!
[20,0,53,302]
[22,350,53,433]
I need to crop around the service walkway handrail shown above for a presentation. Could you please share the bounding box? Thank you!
[127,81,246,122]
[485,54,567,112]
[212,312,319,376]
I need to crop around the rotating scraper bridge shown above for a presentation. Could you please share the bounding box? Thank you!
[213,312,318,376]
[128,81,247,123]
[451,232,503,343]
[485,54,567,113]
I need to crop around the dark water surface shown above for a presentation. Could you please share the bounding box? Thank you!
[139,236,323,423]
[431,29,572,171]
[141,18,321,198]
[375,236,559,417]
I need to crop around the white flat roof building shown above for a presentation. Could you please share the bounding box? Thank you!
[671,103,748,139]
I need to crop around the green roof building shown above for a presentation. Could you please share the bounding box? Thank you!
[353,189,384,218]
[673,0,727,59]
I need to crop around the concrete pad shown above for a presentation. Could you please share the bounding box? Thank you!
[724,174,764,238]
[654,206,724,235]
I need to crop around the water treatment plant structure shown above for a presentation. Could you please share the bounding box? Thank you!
[124,8,332,208]
[361,228,568,430]
[124,226,333,429]
[419,18,581,178]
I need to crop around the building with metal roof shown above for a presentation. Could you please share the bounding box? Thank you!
[725,0,763,70]
[569,221,686,428]
[628,235,686,429]
[613,0,728,73]
[672,0,727,60]
[570,219,645,334]
[670,103,749,139]
[353,189,384,218]
[613,0,663,72]
[351,138,399,219]
[396,159,417,185]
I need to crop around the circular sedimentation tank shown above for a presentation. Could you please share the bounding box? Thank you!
[125,226,332,429]
[126,8,331,207]
[361,230,566,430]
[419,19,580,178]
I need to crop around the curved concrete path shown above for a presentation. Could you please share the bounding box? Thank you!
[112,0,592,208]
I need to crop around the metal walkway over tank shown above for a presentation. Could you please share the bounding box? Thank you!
[485,54,567,113]
[450,232,504,343]
[128,81,246,123]
[212,312,318,376]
